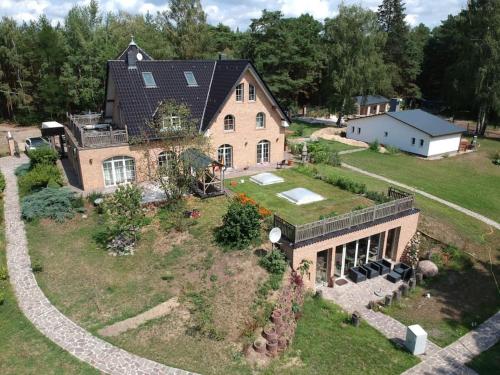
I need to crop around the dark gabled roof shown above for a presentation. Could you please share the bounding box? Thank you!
[386,109,464,137]
[106,43,289,138]
[201,59,250,131]
[109,59,215,138]
[355,95,390,106]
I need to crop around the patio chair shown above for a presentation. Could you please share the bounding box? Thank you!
[348,267,367,283]
[394,263,411,281]
[276,160,287,169]
[361,264,380,279]
[386,271,402,283]
[372,260,390,275]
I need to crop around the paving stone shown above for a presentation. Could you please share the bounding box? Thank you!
[0,156,198,375]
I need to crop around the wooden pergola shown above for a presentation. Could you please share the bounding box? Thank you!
[181,148,225,198]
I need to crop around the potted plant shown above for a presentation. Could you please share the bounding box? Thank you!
[263,325,277,342]
[292,302,302,320]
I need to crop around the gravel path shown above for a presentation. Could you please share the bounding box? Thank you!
[342,163,500,230]
[0,156,197,375]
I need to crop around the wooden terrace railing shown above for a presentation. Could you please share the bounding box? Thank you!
[274,189,415,244]
[67,113,128,148]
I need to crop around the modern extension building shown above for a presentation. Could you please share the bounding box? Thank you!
[347,109,464,157]
[65,40,290,191]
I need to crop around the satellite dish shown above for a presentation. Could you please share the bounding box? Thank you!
[136,52,143,61]
[269,227,282,244]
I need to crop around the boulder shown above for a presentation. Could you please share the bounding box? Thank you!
[418,260,439,277]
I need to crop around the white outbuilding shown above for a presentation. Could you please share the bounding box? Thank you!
[347,109,464,157]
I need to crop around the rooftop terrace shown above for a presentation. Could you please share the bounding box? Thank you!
[66,113,128,148]
[227,169,374,225]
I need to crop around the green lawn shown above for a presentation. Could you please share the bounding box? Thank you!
[288,121,327,138]
[227,168,372,224]
[265,296,419,375]
[0,198,98,375]
[311,138,360,153]
[467,342,500,374]
[342,138,500,222]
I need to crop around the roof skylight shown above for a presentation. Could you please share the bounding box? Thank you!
[142,72,157,88]
[184,71,198,87]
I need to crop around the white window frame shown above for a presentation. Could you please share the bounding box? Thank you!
[217,144,233,168]
[256,112,266,129]
[224,114,235,132]
[249,84,256,101]
[162,115,181,132]
[235,83,244,102]
[184,71,198,86]
[257,140,270,164]
[158,151,174,167]
[102,156,135,187]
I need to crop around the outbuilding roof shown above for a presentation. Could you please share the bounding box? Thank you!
[386,109,464,137]
[355,95,390,106]
[105,43,290,139]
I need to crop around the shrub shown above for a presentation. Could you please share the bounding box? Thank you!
[294,125,305,137]
[319,211,337,220]
[369,140,380,151]
[259,250,287,275]
[0,265,8,280]
[0,172,5,192]
[269,273,283,290]
[27,147,59,166]
[15,163,31,177]
[491,151,500,166]
[442,245,473,270]
[31,259,43,273]
[215,198,261,250]
[18,164,63,196]
[209,274,218,282]
[87,191,104,205]
[0,291,4,305]
[21,187,77,222]
[290,143,302,156]
[386,145,400,154]
[158,200,194,232]
[102,184,145,255]
[365,190,391,203]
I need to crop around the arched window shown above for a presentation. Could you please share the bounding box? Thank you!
[256,112,266,129]
[224,115,235,131]
[158,151,175,167]
[217,144,233,168]
[256,140,270,164]
[102,156,135,187]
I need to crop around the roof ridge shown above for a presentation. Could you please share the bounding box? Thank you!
[200,61,217,132]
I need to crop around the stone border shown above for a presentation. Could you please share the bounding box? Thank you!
[1,156,197,375]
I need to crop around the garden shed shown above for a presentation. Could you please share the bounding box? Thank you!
[181,148,225,198]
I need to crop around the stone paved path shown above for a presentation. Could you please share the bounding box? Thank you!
[342,163,500,230]
[320,277,500,374]
[319,278,441,359]
[0,156,197,375]
[402,311,500,375]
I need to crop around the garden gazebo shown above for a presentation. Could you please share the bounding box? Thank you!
[181,148,225,198]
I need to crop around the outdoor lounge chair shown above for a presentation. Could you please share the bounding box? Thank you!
[361,264,380,279]
[373,260,390,275]
[348,267,367,283]
[394,263,411,281]
[386,271,401,283]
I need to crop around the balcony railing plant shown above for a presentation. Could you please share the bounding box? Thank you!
[67,113,128,148]
[274,188,415,244]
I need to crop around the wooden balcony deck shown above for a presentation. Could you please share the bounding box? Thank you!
[66,113,128,148]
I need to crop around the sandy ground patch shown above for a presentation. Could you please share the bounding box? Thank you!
[0,123,41,154]
[98,297,180,337]
[310,127,369,147]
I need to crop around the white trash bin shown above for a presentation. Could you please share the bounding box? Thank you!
[405,324,427,355]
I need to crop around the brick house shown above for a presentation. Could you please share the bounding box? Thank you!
[354,95,390,116]
[65,40,289,192]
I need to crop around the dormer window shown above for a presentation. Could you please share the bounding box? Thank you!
[162,115,181,132]
[142,72,156,88]
[184,71,198,87]
[236,83,244,102]
[249,84,256,101]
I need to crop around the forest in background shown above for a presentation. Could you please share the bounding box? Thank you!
[0,0,498,134]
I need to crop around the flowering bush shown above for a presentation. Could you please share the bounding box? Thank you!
[236,193,272,218]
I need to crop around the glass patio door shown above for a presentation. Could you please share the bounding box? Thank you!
[256,140,270,163]
[102,156,135,187]
[316,250,329,284]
